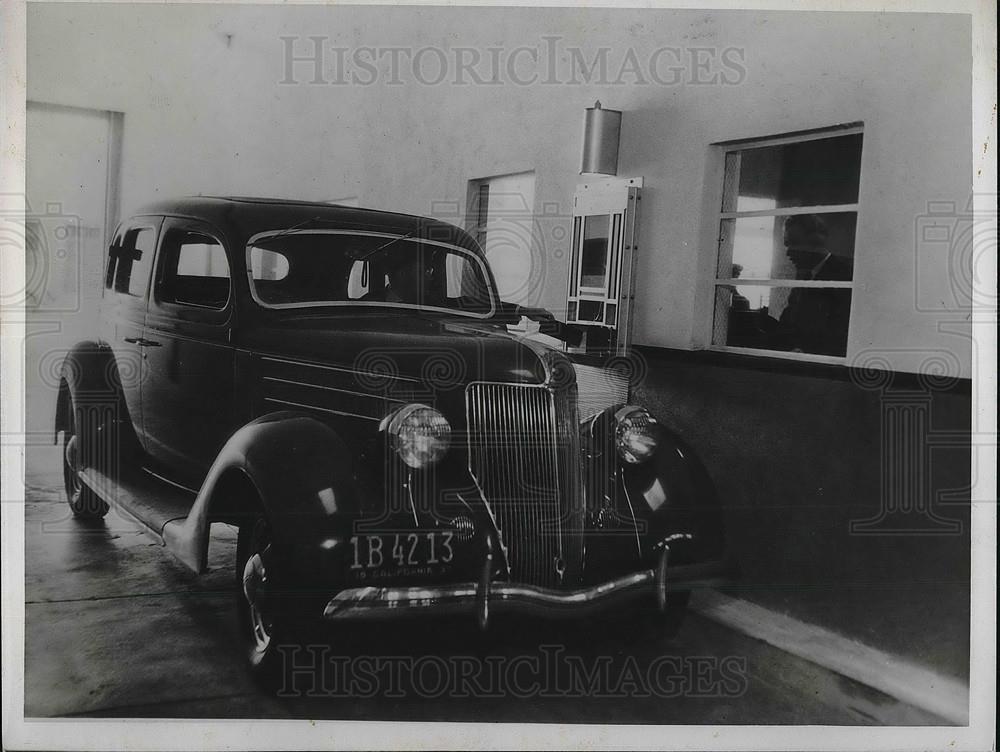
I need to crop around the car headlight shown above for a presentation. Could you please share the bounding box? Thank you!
[382,404,451,469]
[614,406,660,464]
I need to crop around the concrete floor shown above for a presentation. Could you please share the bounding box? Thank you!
[23,445,950,724]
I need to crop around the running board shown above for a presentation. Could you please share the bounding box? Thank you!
[79,466,195,545]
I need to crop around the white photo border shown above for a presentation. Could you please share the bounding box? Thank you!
[1,0,995,749]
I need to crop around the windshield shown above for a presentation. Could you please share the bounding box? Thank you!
[246,230,497,317]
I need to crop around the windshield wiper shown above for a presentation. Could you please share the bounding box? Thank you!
[258,216,326,247]
[356,228,419,261]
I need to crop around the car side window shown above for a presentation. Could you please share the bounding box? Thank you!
[156,228,231,309]
[105,226,156,298]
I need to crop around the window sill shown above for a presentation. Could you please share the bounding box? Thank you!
[631,344,971,393]
[708,344,847,365]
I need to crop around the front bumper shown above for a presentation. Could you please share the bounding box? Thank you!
[323,552,731,629]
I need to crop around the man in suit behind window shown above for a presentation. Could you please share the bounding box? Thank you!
[771,214,852,356]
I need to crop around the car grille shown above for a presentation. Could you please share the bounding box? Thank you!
[574,363,630,419]
[466,382,572,587]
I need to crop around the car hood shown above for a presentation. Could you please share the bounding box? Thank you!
[238,311,558,387]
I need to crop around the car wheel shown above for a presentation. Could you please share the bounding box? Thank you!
[61,398,110,519]
[236,515,297,687]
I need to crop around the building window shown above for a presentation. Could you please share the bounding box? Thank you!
[467,171,536,304]
[711,126,863,359]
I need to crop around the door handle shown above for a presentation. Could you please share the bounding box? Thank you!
[123,337,161,347]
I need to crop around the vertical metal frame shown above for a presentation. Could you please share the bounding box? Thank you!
[566,177,643,355]
[617,186,641,353]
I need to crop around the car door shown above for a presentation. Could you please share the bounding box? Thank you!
[140,216,236,486]
[99,217,162,448]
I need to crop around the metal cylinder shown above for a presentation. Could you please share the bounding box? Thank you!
[580,101,622,175]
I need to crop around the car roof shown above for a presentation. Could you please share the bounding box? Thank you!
[130,196,482,254]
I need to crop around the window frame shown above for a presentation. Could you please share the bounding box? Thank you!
[105,221,160,300]
[576,213,615,295]
[152,223,233,313]
[465,170,538,305]
[707,124,864,364]
[244,229,499,319]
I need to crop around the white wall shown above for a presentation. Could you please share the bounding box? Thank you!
[27,5,973,377]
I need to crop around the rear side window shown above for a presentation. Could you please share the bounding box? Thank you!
[157,229,231,309]
[105,227,156,297]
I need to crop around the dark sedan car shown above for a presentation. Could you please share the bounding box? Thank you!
[55,196,730,682]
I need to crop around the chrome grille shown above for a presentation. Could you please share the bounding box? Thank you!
[466,383,563,587]
[573,363,630,420]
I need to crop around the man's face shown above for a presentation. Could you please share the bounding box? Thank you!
[784,226,826,272]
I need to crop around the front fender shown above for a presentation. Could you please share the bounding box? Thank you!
[164,411,362,574]
[623,420,727,561]
[582,405,727,581]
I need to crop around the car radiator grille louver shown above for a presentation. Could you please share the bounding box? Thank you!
[465,383,567,588]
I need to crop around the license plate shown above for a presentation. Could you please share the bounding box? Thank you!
[349,532,454,572]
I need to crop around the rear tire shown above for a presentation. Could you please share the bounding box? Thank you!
[61,397,110,519]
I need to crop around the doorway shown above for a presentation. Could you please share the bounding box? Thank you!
[467,171,537,305]
[24,101,123,436]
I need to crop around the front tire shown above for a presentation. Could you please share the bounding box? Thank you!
[61,397,110,519]
[236,515,298,687]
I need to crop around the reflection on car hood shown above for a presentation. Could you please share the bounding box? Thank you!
[238,312,558,387]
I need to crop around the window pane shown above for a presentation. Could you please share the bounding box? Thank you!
[722,133,863,212]
[713,284,852,357]
[249,247,290,281]
[177,241,228,278]
[247,233,494,314]
[105,228,124,289]
[159,230,230,309]
[448,253,490,302]
[111,227,156,297]
[577,299,604,322]
[127,229,155,296]
[580,214,610,289]
[717,212,856,282]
